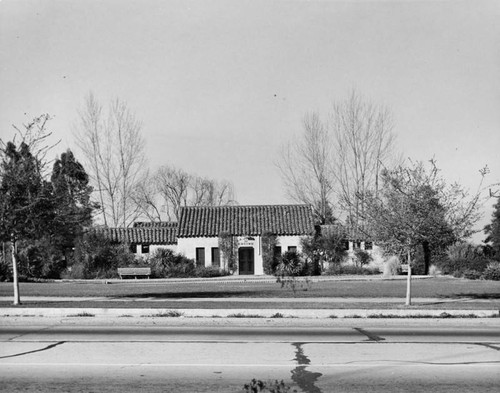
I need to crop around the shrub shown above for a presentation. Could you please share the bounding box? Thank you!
[301,232,347,275]
[194,266,230,278]
[482,262,500,281]
[275,251,311,294]
[354,249,372,267]
[276,251,309,277]
[323,263,342,275]
[438,242,490,275]
[428,264,441,277]
[462,269,483,280]
[16,240,66,280]
[218,232,238,273]
[383,256,400,278]
[364,266,381,275]
[261,231,279,275]
[0,254,11,282]
[323,264,380,276]
[243,379,294,393]
[149,248,195,278]
[68,231,135,279]
[337,265,365,275]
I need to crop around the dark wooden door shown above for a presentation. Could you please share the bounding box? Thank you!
[238,247,254,275]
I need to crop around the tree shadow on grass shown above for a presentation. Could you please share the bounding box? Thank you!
[439,293,500,300]
[112,290,259,299]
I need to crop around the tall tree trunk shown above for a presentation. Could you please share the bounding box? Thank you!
[11,237,20,305]
[422,241,431,275]
[405,248,412,306]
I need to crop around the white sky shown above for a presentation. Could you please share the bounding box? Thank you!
[1,0,499,240]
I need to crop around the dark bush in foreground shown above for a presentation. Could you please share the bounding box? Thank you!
[149,248,196,278]
[0,255,11,282]
[64,232,135,279]
[194,266,230,278]
[440,257,490,276]
[461,269,483,280]
[482,263,500,281]
[243,378,296,392]
[324,264,380,275]
[438,242,491,276]
[275,251,309,277]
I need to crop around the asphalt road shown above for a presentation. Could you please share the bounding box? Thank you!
[1,321,500,392]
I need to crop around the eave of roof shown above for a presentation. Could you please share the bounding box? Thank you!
[100,225,178,245]
[177,204,315,238]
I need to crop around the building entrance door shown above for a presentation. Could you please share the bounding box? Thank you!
[238,247,254,275]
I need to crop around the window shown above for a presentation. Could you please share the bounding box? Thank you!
[211,247,220,267]
[287,246,297,253]
[141,244,150,254]
[364,241,373,251]
[130,244,137,254]
[342,240,349,251]
[274,246,282,257]
[196,247,205,267]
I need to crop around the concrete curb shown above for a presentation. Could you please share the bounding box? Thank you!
[56,275,434,285]
[1,307,498,319]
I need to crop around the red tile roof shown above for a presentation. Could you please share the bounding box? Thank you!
[177,205,314,238]
[133,221,175,228]
[320,224,369,241]
[102,223,178,245]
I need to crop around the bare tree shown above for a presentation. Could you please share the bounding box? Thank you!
[74,93,146,228]
[155,165,191,221]
[331,90,397,234]
[276,112,335,224]
[189,176,235,207]
[131,170,162,222]
[151,165,236,221]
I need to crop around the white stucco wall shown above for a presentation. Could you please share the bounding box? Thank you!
[275,235,305,253]
[133,244,177,259]
[176,234,307,275]
[176,237,220,266]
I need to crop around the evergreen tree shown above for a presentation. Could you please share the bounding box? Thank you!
[484,197,500,260]
[0,141,53,303]
[50,149,94,251]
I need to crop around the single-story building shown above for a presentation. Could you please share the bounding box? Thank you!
[101,204,315,275]
[176,204,315,275]
[102,221,178,257]
[101,204,384,274]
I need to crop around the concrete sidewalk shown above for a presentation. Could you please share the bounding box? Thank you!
[0,306,498,319]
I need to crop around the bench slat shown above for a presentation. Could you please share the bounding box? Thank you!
[118,268,151,274]
[117,267,151,279]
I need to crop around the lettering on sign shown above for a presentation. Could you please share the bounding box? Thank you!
[238,236,256,247]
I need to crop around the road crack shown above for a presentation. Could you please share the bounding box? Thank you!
[353,327,385,342]
[291,342,323,393]
[476,343,500,352]
[0,341,65,360]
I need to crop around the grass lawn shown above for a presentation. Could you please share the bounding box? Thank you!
[0,277,499,305]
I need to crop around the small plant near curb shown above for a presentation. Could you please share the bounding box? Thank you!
[243,379,296,393]
[67,312,95,317]
[147,310,183,318]
[270,312,284,318]
[275,251,312,295]
[228,313,265,318]
[365,313,482,319]
[329,315,338,319]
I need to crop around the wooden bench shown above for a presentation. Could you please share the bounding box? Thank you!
[117,267,151,279]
